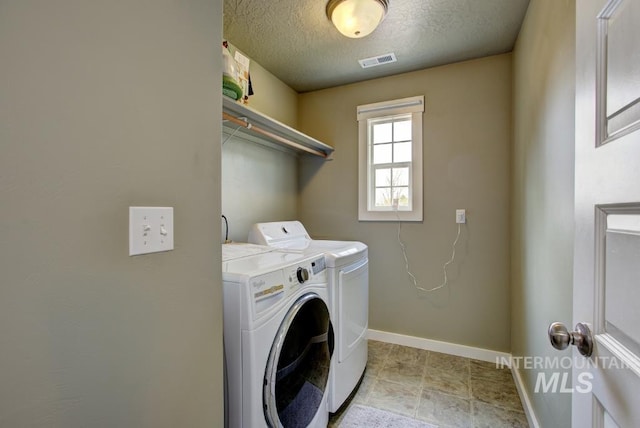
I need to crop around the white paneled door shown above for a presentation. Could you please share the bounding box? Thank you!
[573,0,640,426]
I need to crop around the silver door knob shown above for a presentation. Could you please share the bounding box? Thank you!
[548,322,593,357]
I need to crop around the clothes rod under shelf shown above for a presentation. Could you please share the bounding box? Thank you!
[222,112,329,158]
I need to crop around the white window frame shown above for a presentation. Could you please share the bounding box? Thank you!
[358,95,424,221]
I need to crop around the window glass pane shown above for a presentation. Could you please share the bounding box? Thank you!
[392,167,409,186]
[393,142,411,163]
[375,168,391,187]
[394,120,411,142]
[373,122,392,144]
[373,144,392,164]
[396,187,410,207]
[375,188,392,207]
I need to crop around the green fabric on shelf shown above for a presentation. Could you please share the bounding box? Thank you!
[223,75,243,100]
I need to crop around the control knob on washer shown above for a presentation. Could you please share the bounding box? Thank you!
[296,267,309,283]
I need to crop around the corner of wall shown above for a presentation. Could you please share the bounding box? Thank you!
[510,0,576,427]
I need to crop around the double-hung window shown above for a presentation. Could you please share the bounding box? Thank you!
[357,96,424,221]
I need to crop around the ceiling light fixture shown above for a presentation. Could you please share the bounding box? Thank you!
[326,0,389,39]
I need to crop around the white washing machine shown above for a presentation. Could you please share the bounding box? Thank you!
[222,243,333,428]
[248,222,368,413]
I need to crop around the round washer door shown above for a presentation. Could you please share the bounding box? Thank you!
[263,292,334,428]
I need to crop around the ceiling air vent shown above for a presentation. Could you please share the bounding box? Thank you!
[358,52,397,69]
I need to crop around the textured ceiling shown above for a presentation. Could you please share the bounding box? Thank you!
[224,0,530,93]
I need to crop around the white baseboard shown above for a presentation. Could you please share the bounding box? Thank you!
[510,364,540,428]
[367,329,540,427]
[367,329,511,364]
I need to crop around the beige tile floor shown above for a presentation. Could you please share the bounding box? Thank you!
[329,340,529,428]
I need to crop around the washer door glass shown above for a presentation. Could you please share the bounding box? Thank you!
[264,293,334,428]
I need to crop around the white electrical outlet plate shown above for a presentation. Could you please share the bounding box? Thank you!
[129,207,174,256]
[456,209,466,224]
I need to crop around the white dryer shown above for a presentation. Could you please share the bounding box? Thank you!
[248,221,368,413]
[222,243,333,428]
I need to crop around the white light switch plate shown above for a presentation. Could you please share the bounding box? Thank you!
[129,207,174,256]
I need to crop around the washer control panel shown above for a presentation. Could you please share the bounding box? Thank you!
[250,256,327,317]
[285,257,326,287]
[311,257,326,274]
[296,267,309,283]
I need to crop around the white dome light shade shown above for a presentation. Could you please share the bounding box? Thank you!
[327,0,389,38]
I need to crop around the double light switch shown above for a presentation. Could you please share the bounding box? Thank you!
[129,207,174,256]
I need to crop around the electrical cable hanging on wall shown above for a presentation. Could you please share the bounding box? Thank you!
[221,214,230,243]
[396,211,463,293]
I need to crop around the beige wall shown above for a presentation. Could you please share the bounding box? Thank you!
[0,1,223,426]
[247,60,299,128]
[511,0,575,426]
[298,55,512,352]
[222,138,298,242]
